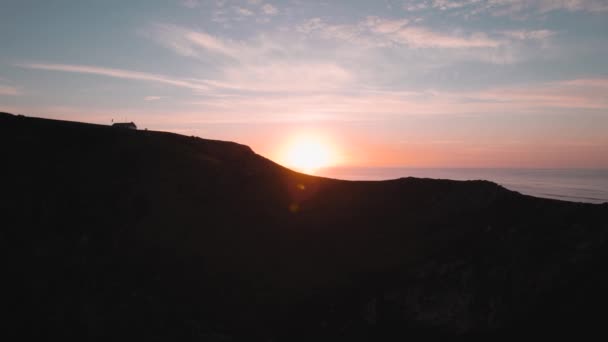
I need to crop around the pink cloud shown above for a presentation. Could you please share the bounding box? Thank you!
[218,63,354,92]
[149,24,287,61]
[177,76,608,126]
[150,24,241,58]
[0,84,20,96]
[556,78,608,88]
[472,78,608,110]
[144,96,163,101]
[392,26,499,48]
[185,30,239,56]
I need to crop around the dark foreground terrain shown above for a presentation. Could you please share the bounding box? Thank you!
[2,112,608,340]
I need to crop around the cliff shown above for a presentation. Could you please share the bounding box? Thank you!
[2,112,607,340]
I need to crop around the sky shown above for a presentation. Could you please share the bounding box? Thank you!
[1,0,608,169]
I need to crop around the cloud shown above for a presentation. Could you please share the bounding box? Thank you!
[0,84,21,96]
[180,0,200,9]
[150,23,315,65]
[145,18,558,105]
[205,0,279,24]
[296,18,325,34]
[403,0,608,17]
[212,63,354,92]
[392,26,498,48]
[557,78,608,88]
[297,19,372,47]
[25,25,356,98]
[145,24,244,59]
[299,16,500,49]
[364,17,409,33]
[17,63,210,91]
[183,76,608,127]
[431,0,479,11]
[403,1,430,11]
[151,23,328,76]
[7,77,607,129]
[462,78,608,110]
[185,29,239,56]
[262,3,278,15]
[502,29,555,40]
[233,6,254,16]
[144,96,163,101]
[148,24,356,93]
[536,0,608,13]
[143,19,598,118]
[294,15,559,67]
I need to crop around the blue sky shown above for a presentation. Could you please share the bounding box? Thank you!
[1,0,608,168]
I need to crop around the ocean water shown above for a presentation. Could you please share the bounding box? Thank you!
[317,167,608,204]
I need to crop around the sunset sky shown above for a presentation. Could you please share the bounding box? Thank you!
[1,0,607,168]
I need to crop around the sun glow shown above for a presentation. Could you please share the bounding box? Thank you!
[283,136,336,174]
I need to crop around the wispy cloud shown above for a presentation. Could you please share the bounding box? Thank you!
[148,24,241,58]
[147,24,355,92]
[535,0,608,13]
[403,1,430,11]
[364,17,409,33]
[392,26,499,48]
[6,76,607,127]
[210,63,354,92]
[405,0,608,16]
[17,62,210,91]
[293,15,559,67]
[145,18,560,101]
[0,84,21,96]
[299,16,501,49]
[185,29,240,57]
[144,96,163,101]
[205,0,280,25]
[180,0,200,9]
[501,29,555,40]
[470,78,608,110]
[183,77,608,126]
[261,3,278,15]
[557,78,608,88]
[233,6,253,16]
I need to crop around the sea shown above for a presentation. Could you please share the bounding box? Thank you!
[317,167,608,204]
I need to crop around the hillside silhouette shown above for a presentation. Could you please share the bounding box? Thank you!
[2,112,608,341]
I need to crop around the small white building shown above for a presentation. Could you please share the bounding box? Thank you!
[112,122,137,130]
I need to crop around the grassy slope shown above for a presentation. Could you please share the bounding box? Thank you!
[2,112,607,340]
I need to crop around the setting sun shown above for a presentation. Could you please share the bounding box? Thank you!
[283,137,335,173]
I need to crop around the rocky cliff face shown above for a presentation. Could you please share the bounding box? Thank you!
[2,112,607,341]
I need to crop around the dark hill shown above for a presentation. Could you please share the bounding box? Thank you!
[2,112,608,341]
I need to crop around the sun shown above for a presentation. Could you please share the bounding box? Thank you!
[283,137,335,174]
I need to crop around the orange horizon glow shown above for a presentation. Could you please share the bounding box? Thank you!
[261,128,608,170]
